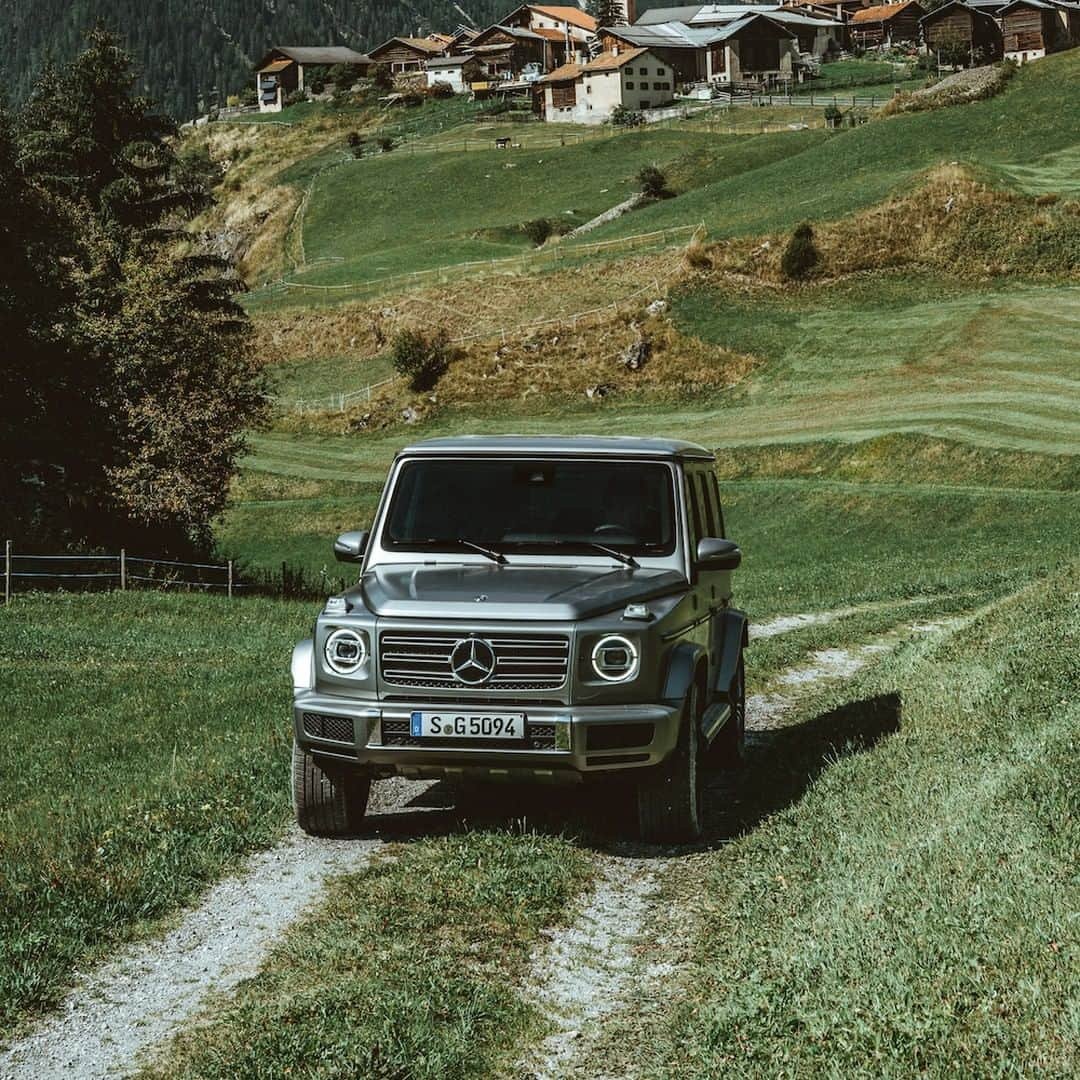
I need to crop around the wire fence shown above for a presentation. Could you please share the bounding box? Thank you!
[285,224,704,414]
[260,222,703,306]
[2,542,242,602]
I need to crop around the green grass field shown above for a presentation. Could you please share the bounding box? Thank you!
[0,593,311,1032]
[577,49,1080,245]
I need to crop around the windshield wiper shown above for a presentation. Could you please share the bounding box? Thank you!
[455,539,507,565]
[529,540,639,568]
[584,542,639,569]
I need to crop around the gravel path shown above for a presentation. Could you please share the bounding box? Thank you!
[0,778,432,1080]
[516,857,663,1080]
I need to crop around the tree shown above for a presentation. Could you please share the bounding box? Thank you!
[638,165,672,199]
[392,329,451,392]
[588,1,629,27]
[6,30,267,553]
[781,222,820,281]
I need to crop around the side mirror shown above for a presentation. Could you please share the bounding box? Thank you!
[334,530,369,564]
[696,537,741,572]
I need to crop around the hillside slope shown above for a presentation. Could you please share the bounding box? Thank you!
[0,0,508,118]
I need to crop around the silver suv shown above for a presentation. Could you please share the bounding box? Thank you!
[291,436,746,842]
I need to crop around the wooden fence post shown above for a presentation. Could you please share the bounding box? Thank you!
[228,560,234,600]
[4,540,10,604]
[120,548,126,591]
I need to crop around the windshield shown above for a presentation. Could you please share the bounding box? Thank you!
[383,458,677,556]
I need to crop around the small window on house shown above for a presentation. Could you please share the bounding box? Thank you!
[625,81,634,89]
[639,67,648,74]
[657,68,666,76]
[587,83,592,92]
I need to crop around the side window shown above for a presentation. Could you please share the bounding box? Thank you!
[709,474,726,538]
[685,470,703,552]
[696,473,717,537]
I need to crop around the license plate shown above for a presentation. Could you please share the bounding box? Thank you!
[410,711,525,740]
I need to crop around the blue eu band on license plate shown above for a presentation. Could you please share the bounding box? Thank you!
[410,711,525,739]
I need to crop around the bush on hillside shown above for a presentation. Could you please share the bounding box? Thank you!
[610,105,644,127]
[377,135,395,153]
[392,328,451,391]
[522,218,554,246]
[638,165,672,199]
[430,80,455,99]
[781,223,820,280]
[373,64,393,90]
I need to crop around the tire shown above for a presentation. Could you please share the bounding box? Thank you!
[292,740,370,837]
[637,682,703,844]
[713,653,746,769]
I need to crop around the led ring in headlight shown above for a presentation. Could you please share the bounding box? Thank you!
[591,634,639,682]
[324,628,367,675]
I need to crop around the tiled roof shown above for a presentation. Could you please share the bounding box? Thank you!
[529,6,600,31]
[538,61,583,82]
[852,2,919,23]
[583,46,650,71]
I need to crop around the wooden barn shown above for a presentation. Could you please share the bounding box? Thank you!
[254,47,372,112]
[920,1,1004,61]
[466,24,551,80]
[850,2,927,46]
[999,0,1073,62]
[368,36,449,73]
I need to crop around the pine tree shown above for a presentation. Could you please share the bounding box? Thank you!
[588,1,630,27]
[9,30,268,553]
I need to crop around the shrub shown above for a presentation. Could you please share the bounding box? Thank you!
[638,165,671,199]
[378,136,395,153]
[610,105,644,127]
[373,64,393,90]
[430,80,455,99]
[781,222,820,280]
[309,77,326,95]
[239,86,257,106]
[392,329,451,391]
[683,238,712,270]
[284,89,304,108]
[824,103,843,128]
[346,131,365,158]
[522,218,554,246]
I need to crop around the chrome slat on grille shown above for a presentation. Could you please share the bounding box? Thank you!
[379,632,569,691]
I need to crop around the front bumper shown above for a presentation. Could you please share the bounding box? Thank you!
[293,693,681,782]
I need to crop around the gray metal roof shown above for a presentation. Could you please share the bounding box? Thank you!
[426,54,477,67]
[606,22,728,46]
[636,6,707,24]
[397,435,714,460]
[271,46,371,65]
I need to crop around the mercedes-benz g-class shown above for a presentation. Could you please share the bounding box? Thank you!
[291,435,746,842]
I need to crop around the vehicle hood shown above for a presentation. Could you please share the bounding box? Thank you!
[353,563,686,621]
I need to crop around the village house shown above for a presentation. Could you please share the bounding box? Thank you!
[603,12,804,87]
[254,46,372,112]
[628,5,843,81]
[999,0,1080,62]
[539,47,677,122]
[920,1,1004,61]
[499,5,601,64]
[425,54,485,92]
[367,36,450,73]
[850,1,926,45]
[466,24,552,81]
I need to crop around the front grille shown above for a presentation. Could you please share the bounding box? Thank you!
[379,633,569,692]
[302,712,355,743]
[380,718,559,751]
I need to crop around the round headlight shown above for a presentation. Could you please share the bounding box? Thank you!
[591,634,639,683]
[324,628,367,675]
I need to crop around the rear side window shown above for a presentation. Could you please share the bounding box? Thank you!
[709,474,726,537]
[696,473,717,537]
[685,470,704,551]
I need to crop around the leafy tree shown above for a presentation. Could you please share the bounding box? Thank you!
[5,30,267,553]
[392,329,451,392]
[781,222,820,281]
[522,218,554,246]
[638,165,671,199]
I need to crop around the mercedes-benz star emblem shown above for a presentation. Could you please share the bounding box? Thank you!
[450,637,496,685]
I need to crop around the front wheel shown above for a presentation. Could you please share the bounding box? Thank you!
[637,682,703,844]
[292,741,370,837]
